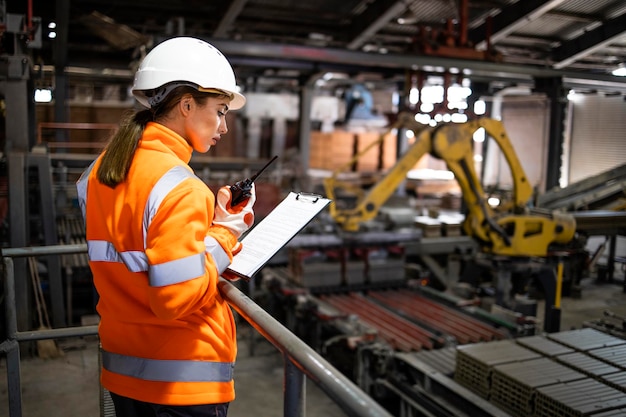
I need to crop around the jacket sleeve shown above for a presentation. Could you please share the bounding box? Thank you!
[143,178,238,320]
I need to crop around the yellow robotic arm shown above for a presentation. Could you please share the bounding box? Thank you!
[324,113,431,232]
[431,118,574,256]
[323,114,576,257]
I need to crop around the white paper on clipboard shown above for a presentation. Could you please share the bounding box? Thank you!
[224,192,331,281]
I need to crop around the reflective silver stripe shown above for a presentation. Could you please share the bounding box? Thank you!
[88,240,149,272]
[205,236,231,274]
[150,252,205,287]
[84,163,228,284]
[89,240,215,286]
[119,251,150,272]
[76,160,97,222]
[143,166,196,248]
[101,349,235,383]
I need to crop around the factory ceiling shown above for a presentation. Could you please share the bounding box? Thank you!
[8,0,626,95]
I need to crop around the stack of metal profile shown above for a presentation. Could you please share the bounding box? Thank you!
[453,330,626,416]
[587,344,626,370]
[515,334,575,357]
[454,340,541,398]
[534,378,626,417]
[554,351,622,380]
[517,333,626,407]
[547,328,626,395]
[490,357,586,417]
[392,328,626,417]
[546,328,626,352]
[589,409,626,416]
[601,371,626,394]
[588,345,626,393]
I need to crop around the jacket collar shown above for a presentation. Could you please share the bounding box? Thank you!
[142,122,193,164]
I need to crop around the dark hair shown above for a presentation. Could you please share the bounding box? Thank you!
[96,86,226,187]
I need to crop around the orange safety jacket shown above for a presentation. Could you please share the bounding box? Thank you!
[76,122,239,405]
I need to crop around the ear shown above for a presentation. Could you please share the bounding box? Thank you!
[180,95,193,114]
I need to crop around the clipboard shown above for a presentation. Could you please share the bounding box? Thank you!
[222,192,331,282]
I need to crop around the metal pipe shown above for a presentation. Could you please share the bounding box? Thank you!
[14,325,98,342]
[2,243,87,258]
[218,279,393,417]
[27,0,33,34]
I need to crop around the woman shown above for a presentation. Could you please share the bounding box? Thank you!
[76,37,254,417]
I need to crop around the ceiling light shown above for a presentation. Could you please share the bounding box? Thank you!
[474,100,486,115]
[396,10,417,25]
[451,113,468,123]
[612,66,626,76]
[409,87,419,104]
[34,88,53,103]
[308,32,331,42]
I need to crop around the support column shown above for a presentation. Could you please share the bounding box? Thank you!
[536,266,560,333]
[298,81,314,189]
[533,76,567,190]
[246,117,261,159]
[3,78,31,332]
[54,0,70,146]
[272,117,286,158]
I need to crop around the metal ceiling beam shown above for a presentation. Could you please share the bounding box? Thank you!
[346,0,407,50]
[207,38,626,93]
[42,35,626,95]
[469,0,568,50]
[552,12,626,69]
[213,0,248,38]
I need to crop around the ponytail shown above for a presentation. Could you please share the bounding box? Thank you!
[96,110,151,187]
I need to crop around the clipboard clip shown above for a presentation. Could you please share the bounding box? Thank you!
[296,192,321,203]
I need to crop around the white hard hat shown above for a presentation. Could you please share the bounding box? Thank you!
[132,37,246,110]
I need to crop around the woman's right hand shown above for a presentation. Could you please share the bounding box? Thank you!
[213,184,256,239]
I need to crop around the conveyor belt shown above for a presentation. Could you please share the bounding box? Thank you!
[319,289,506,351]
[320,292,443,351]
[369,289,508,344]
[537,163,626,211]
[571,210,626,234]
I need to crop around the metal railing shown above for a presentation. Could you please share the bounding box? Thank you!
[1,244,393,417]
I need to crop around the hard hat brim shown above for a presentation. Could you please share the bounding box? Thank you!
[229,92,246,110]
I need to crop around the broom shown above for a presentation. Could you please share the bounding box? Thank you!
[28,257,64,359]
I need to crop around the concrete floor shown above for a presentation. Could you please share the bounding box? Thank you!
[1,276,625,417]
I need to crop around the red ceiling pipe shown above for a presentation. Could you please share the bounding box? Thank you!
[459,0,469,46]
[485,15,493,51]
[27,0,34,39]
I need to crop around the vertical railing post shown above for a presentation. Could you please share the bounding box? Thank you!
[3,257,24,417]
[6,343,22,417]
[283,354,305,417]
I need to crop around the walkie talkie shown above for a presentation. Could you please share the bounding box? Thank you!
[230,155,278,206]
